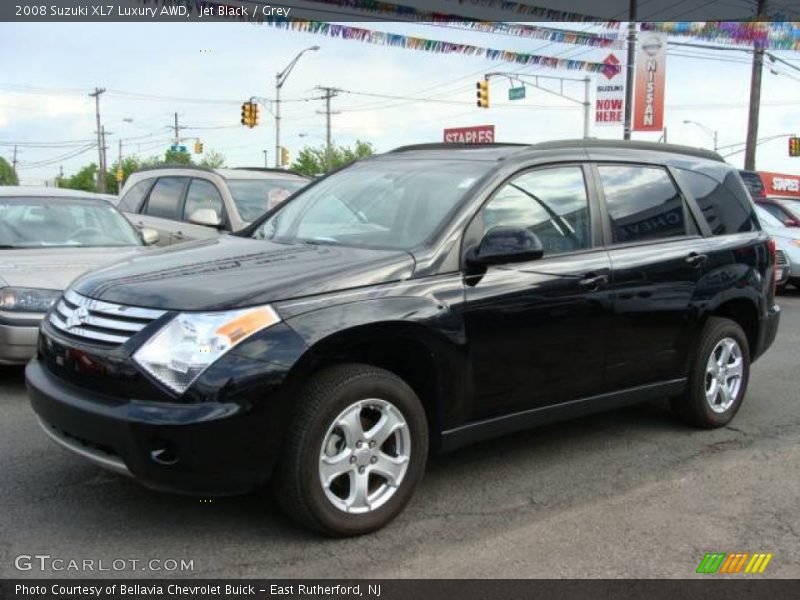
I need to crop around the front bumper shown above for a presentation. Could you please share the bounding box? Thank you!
[0,320,39,364]
[26,358,281,495]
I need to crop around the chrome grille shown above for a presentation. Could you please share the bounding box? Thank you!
[776,250,789,267]
[49,289,166,346]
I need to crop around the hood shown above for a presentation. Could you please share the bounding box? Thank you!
[72,236,416,311]
[0,246,147,291]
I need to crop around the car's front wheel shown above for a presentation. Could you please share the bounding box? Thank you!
[671,316,750,428]
[274,364,428,536]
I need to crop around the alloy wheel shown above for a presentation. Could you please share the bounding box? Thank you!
[704,337,743,414]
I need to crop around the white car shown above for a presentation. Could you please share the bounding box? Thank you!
[755,204,799,289]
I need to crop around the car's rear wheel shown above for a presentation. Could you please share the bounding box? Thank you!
[671,316,750,428]
[274,364,428,536]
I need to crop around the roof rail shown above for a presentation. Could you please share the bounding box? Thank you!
[131,163,216,175]
[529,139,725,162]
[388,142,530,153]
[231,167,307,177]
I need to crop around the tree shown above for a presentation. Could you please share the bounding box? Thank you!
[162,148,193,165]
[57,164,99,192]
[0,157,18,185]
[199,150,226,169]
[290,140,375,177]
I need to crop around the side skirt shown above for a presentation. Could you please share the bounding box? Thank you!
[439,379,687,452]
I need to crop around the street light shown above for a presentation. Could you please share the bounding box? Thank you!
[275,45,319,168]
[683,119,718,151]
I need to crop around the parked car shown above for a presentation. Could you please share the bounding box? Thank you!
[118,166,309,246]
[0,187,156,364]
[754,204,796,288]
[27,141,780,536]
[756,196,800,228]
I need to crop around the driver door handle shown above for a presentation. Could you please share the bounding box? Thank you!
[686,252,708,267]
[578,273,608,290]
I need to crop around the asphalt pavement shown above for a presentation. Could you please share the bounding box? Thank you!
[2,292,799,579]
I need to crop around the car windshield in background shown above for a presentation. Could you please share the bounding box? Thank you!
[227,178,307,223]
[0,198,141,248]
[252,159,488,250]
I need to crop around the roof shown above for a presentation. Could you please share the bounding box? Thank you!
[385,139,725,164]
[0,186,110,201]
[128,164,308,180]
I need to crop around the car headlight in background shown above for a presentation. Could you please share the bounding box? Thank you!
[133,305,281,394]
[0,287,61,313]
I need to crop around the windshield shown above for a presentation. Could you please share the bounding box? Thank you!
[0,198,142,248]
[755,205,784,229]
[252,159,487,250]
[227,178,307,223]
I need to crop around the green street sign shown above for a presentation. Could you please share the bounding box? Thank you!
[508,86,526,101]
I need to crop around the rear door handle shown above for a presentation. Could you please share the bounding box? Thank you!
[578,274,609,290]
[686,252,708,267]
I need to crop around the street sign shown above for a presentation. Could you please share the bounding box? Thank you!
[508,86,526,101]
[443,125,495,144]
[169,144,188,153]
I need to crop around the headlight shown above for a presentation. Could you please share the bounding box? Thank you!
[0,287,61,313]
[133,305,281,395]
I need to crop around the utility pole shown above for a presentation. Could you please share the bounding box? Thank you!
[11,145,18,173]
[100,126,110,186]
[744,0,767,170]
[171,112,181,149]
[117,139,123,193]
[623,0,637,140]
[275,46,320,168]
[315,86,340,167]
[89,87,106,192]
[263,150,268,168]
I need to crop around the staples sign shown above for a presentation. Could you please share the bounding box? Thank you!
[443,125,495,144]
[760,171,800,198]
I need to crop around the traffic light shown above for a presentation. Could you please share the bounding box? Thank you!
[194,140,203,154]
[790,136,800,157]
[280,146,290,166]
[476,79,489,109]
[240,101,259,128]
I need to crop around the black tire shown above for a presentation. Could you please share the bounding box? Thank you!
[670,316,750,428]
[273,364,428,536]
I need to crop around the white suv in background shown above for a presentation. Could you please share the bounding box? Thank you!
[118,167,309,246]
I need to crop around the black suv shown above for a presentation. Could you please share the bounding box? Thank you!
[26,140,780,536]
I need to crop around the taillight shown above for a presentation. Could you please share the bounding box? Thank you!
[768,237,777,294]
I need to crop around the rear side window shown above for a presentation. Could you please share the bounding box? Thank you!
[119,179,152,213]
[679,169,757,235]
[598,165,687,244]
[144,177,186,220]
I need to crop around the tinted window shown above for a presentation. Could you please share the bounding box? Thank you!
[119,179,152,213]
[144,177,185,220]
[482,166,590,255]
[183,179,224,223]
[680,169,757,235]
[599,165,686,244]
[738,170,765,199]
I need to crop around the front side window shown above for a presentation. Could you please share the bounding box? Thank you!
[144,177,186,220]
[183,179,224,223]
[0,199,141,248]
[599,165,687,244]
[481,166,591,256]
[253,160,491,250]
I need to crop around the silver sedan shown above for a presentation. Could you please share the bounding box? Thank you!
[0,187,156,364]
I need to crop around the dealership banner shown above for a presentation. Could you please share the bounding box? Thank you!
[3,579,800,599]
[633,31,667,132]
[594,52,625,127]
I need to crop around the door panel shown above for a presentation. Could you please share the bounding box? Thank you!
[461,164,612,421]
[464,251,613,421]
[173,179,227,244]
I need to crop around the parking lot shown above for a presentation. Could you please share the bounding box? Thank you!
[1,292,799,579]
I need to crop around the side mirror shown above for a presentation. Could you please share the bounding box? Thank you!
[140,228,160,246]
[468,226,544,266]
[188,208,222,228]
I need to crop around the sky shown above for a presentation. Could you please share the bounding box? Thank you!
[1,20,799,186]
